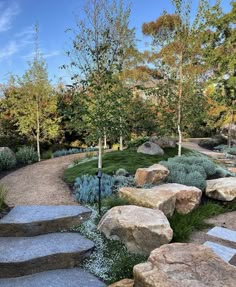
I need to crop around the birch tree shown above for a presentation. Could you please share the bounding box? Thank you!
[142,0,208,155]
[65,0,134,168]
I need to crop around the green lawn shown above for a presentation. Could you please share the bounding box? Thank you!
[64,147,189,183]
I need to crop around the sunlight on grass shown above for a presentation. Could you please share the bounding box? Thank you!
[64,147,189,183]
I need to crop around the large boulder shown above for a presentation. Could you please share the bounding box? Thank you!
[133,243,236,287]
[98,205,173,255]
[150,183,202,214]
[206,177,236,201]
[119,187,176,217]
[137,142,164,156]
[135,164,169,186]
[150,136,176,148]
[108,279,134,287]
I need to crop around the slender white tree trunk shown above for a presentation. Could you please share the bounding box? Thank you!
[119,116,123,151]
[178,124,182,156]
[228,110,234,148]
[103,129,107,149]
[36,99,41,161]
[98,137,102,169]
[177,50,183,157]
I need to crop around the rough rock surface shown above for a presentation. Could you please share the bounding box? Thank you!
[109,279,134,287]
[119,187,176,217]
[0,268,106,287]
[150,136,176,148]
[133,243,236,287]
[0,205,91,236]
[0,232,94,278]
[206,177,236,201]
[151,183,202,214]
[98,205,173,255]
[135,164,169,186]
[137,142,164,156]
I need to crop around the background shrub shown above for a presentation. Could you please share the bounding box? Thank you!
[198,135,227,150]
[0,150,16,171]
[16,146,38,165]
[127,136,150,149]
[53,147,98,158]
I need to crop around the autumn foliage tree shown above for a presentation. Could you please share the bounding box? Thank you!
[203,1,236,146]
[142,0,208,155]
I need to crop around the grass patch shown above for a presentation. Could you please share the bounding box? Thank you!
[170,200,236,242]
[64,147,188,183]
[0,184,7,211]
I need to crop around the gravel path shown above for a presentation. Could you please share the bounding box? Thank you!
[182,140,224,159]
[0,153,92,207]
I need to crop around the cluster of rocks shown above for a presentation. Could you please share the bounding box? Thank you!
[98,163,203,256]
[97,159,236,286]
[137,136,176,156]
[110,243,236,287]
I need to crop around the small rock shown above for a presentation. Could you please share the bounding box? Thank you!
[98,205,173,255]
[133,243,236,287]
[135,164,169,186]
[137,142,164,156]
[119,187,176,217]
[150,136,176,148]
[206,177,236,201]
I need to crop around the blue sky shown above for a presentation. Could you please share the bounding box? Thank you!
[0,0,233,85]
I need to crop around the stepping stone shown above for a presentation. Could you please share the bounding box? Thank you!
[207,226,236,244]
[0,268,106,287]
[0,205,91,236]
[204,241,236,263]
[0,233,94,278]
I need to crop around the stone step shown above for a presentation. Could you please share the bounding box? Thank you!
[0,205,91,236]
[0,232,94,278]
[0,268,106,287]
[204,241,236,263]
[207,227,236,244]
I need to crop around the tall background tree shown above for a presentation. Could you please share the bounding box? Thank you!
[64,0,135,168]
[1,25,60,160]
[203,0,236,146]
[142,0,208,155]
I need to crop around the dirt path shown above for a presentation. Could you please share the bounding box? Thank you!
[182,139,224,159]
[0,153,92,207]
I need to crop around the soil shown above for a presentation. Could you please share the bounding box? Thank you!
[0,153,90,207]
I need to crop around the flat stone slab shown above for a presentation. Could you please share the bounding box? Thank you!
[0,268,106,287]
[207,227,236,244]
[0,205,91,236]
[204,241,236,262]
[0,233,94,278]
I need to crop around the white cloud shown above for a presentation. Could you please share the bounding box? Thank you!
[44,50,61,58]
[0,1,20,33]
[23,50,61,60]
[0,41,18,59]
